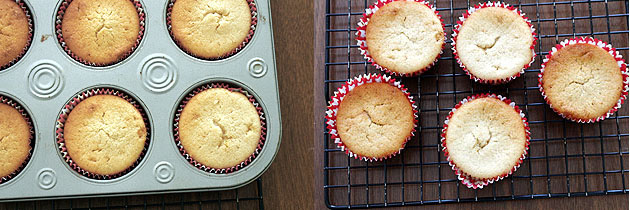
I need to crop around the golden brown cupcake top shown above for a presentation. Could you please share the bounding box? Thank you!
[336,82,414,159]
[0,0,29,67]
[61,0,140,65]
[542,43,623,121]
[179,88,261,169]
[171,0,252,59]
[64,95,146,176]
[0,103,31,178]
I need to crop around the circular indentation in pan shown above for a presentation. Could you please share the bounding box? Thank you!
[139,54,177,93]
[28,60,64,99]
[37,168,56,190]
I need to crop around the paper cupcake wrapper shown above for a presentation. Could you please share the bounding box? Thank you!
[55,0,145,67]
[325,74,418,161]
[0,0,34,71]
[0,95,34,185]
[166,0,257,60]
[441,93,531,189]
[356,0,445,77]
[173,83,267,174]
[538,37,629,123]
[451,1,537,84]
[55,88,151,180]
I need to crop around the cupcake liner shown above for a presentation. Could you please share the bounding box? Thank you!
[166,0,258,60]
[55,0,146,67]
[440,93,531,189]
[325,74,419,161]
[55,88,151,180]
[0,95,34,185]
[451,1,537,84]
[173,83,267,174]
[538,37,629,123]
[356,0,445,77]
[0,0,34,71]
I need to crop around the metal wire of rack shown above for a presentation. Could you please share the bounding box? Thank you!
[3,178,263,210]
[323,0,629,208]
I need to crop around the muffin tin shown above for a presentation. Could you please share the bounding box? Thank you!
[0,0,280,201]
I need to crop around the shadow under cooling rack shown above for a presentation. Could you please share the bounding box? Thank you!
[323,0,629,208]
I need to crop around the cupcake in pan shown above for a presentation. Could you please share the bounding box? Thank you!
[441,94,530,189]
[452,1,536,84]
[57,0,145,66]
[174,83,266,174]
[56,89,150,179]
[326,74,418,161]
[168,0,257,60]
[539,37,629,123]
[356,0,445,76]
[0,96,33,184]
[0,0,33,71]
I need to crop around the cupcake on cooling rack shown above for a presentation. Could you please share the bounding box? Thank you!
[441,94,530,189]
[326,74,418,161]
[452,2,536,84]
[175,84,266,174]
[0,0,32,70]
[356,0,445,76]
[0,99,33,184]
[168,0,256,60]
[58,0,144,66]
[59,92,149,179]
[539,37,629,123]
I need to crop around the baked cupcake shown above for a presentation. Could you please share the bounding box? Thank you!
[356,0,445,76]
[539,37,629,123]
[59,0,142,66]
[177,86,263,173]
[169,0,255,60]
[0,0,31,69]
[452,2,536,84]
[63,94,147,177]
[326,74,417,161]
[441,94,530,189]
[0,102,31,181]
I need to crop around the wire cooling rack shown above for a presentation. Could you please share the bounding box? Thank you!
[2,178,263,210]
[323,0,629,208]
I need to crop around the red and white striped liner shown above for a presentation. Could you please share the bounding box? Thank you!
[0,0,33,71]
[538,37,629,123]
[441,93,531,189]
[0,95,34,185]
[166,0,257,60]
[325,74,418,161]
[55,88,151,180]
[451,1,537,84]
[55,0,146,67]
[173,83,267,174]
[356,0,445,77]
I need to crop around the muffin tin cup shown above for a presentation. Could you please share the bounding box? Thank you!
[325,74,418,161]
[173,82,267,174]
[355,0,445,77]
[54,0,146,67]
[0,0,34,72]
[55,88,152,180]
[441,93,531,189]
[451,1,537,85]
[0,95,35,185]
[538,37,630,123]
[166,0,258,60]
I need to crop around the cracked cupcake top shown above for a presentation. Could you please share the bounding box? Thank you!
[336,82,414,159]
[365,1,444,75]
[64,95,147,176]
[0,0,29,68]
[455,6,533,81]
[542,43,623,121]
[445,97,527,179]
[61,0,140,65]
[171,0,252,59]
[0,103,30,178]
[179,88,261,169]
